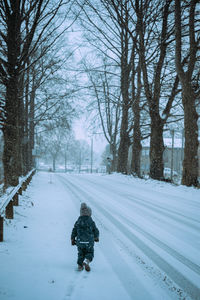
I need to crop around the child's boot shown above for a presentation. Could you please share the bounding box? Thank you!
[84,259,91,272]
[78,264,83,271]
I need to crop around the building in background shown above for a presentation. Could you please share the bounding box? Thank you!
[140,137,200,181]
[140,137,184,177]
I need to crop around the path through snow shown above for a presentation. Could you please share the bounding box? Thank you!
[0,171,200,300]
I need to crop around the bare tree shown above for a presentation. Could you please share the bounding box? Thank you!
[75,0,136,174]
[85,61,121,171]
[175,0,200,187]
[0,0,69,187]
[102,0,145,177]
[73,0,199,182]
[134,0,181,180]
[115,0,133,174]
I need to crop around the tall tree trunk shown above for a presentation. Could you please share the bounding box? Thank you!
[117,6,131,174]
[19,74,25,175]
[149,116,164,180]
[29,86,35,170]
[131,118,142,176]
[23,63,30,174]
[131,138,141,176]
[3,7,21,187]
[3,77,20,187]
[182,87,198,186]
[117,105,130,174]
[131,60,142,177]
[110,143,117,172]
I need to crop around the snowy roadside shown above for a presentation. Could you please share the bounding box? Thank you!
[0,171,199,300]
[0,172,134,300]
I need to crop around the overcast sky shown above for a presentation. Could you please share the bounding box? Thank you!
[73,118,107,154]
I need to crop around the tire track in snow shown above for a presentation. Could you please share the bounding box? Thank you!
[125,194,200,231]
[77,175,200,237]
[109,205,200,274]
[82,175,200,208]
[59,174,200,300]
[63,175,200,252]
[72,175,200,229]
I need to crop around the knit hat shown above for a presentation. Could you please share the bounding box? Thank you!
[80,202,92,217]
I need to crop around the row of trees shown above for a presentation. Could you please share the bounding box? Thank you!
[0,0,199,188]
[0,0,77,188]
[74,0,200,187]
[37,125,93,172]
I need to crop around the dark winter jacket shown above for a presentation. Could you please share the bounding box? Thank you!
[71,215,99,246]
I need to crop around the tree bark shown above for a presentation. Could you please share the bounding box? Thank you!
[149,116,164,180]
[131,111,142,176]
[3,78,20,187]
[110,143,117,172]
[19,74,25,176]
[23,63,30,175]
[3,7,21,187]
[117,106,130,173]
[29,75,36,170]
[117,4,131,174]
[117,53,130,173]
[131,59,142,177]
[182,88,199,186]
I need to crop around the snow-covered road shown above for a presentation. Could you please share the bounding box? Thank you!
[0,172,200,300]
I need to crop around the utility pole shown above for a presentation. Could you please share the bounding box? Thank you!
[64,150,67,172]
[79,149,82,173]
[170,129,175,182]
[64,144,68,173]
[90,137,93,173]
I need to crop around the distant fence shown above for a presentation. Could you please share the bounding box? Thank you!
[37,166,107,174]
[0,169,36,242]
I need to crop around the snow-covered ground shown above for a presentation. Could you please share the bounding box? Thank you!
[0,171,200,300]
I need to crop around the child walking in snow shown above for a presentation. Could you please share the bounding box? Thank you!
[71,203,99,272]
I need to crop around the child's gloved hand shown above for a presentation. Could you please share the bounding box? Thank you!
[94,237,99,242]
[71,239,76,245]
